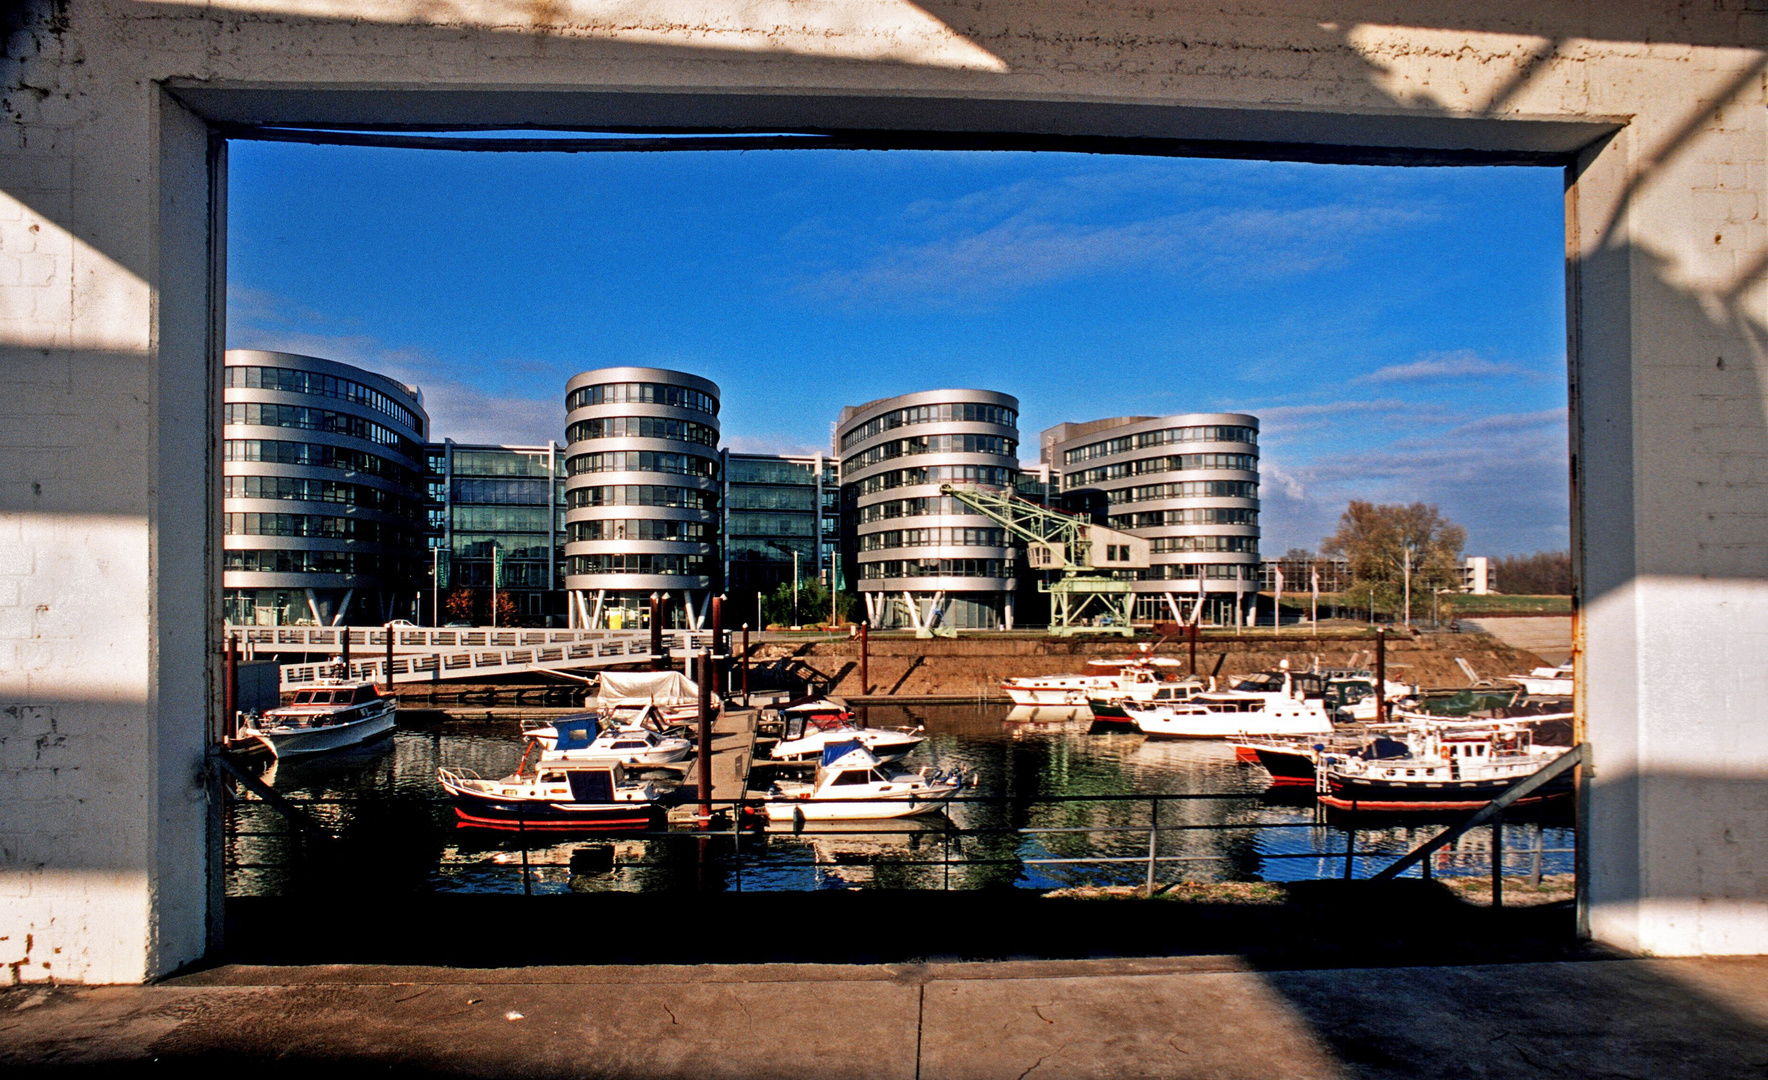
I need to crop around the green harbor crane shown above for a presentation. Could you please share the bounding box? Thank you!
[938,484,1151,637]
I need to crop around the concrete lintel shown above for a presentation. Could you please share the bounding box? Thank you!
[168,86,1619,165]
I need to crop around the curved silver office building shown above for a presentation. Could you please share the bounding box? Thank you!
[562,367,721,630]
[223,349,429,626]
[1042,413,1260,626]
[839,389,1020,632]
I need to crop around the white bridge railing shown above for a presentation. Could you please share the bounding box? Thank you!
[227,624,701,654]
[236,626,725,690]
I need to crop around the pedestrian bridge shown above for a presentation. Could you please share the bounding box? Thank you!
[223,625,724,690]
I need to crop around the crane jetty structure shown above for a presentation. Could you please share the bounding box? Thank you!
[938,484,1151,638]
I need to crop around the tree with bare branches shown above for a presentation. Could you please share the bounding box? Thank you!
[1322,501,1466,621]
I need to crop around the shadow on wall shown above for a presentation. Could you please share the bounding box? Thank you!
[0,0,1765,995]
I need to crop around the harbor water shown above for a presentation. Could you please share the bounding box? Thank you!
[225,703,1576,897]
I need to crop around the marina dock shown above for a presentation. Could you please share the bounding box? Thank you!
[666,704,761,824]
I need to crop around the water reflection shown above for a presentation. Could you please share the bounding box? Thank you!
[225,703,1575,896]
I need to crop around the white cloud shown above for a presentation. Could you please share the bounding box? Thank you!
[227,322,563,446]
[1354,349,1546,384]
[803,185,1432,303]
[1257,408,1570,556]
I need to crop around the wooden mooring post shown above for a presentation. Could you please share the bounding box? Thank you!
[1491,809,1504,908]
[1374,627,1387,723]
[711,594,725,692]
[224,633,239,739]
[697,650,713,826]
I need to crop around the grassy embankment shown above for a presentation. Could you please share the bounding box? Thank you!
[1276,593,1572,619]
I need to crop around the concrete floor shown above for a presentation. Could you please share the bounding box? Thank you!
[1460,617,1574,666]
[4,955,1766,1078]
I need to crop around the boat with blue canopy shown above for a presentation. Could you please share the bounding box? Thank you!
[762,739,967,822]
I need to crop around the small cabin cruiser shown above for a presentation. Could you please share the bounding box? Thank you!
[1086,674,1207,721]
[522,704,682,752]
[768,700,925,762]
[764,741,966,821]
[592,669,719,725]
[1505,663,1574,697]
[536,714,693,766]
[438,760,664,830]
[1317,722,1570,811]
[1124,664,1333,739]
[239,680,396,758]
[1236,729,1417,788]
[1004,656,1188,708]
[1321,672,1417,722]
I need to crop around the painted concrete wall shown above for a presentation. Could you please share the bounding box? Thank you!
[0,2,1763,978]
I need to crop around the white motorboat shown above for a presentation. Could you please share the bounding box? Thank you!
[1086,672,1207,720]
[1317,721,1571,811]
[535,713,693,767]
[1125,664,1333,739]
[592,669,720,725]
[763,740,966,821]
[1002,656,1188,707]
[239,680,397,759]
[522,704,678,750]
[768,700,925,762]
[1321,671,1418,722]
[1506,663,1574,697]
[438,760,664,830]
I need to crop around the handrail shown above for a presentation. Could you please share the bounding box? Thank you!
[213,752,334,845]
[222,778,1574,895]
[1371,742,1585,881]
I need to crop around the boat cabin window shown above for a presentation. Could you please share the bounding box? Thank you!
[292,691,316,704]
[539,772,565,785]
[1232,675,1283,693]
[351,687,377,704]
[307,690,335,704]
[830,769,871,786]
[612,740,647,750]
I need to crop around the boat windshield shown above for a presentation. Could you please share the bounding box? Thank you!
[307,690,335,704]
[292,691,315,704]
[1232,675,1284,693]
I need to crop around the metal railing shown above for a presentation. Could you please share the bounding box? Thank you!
[228,625,720,653]
[220,781,1574,903]
[235,627,724,689]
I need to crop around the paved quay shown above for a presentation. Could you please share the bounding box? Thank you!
[4,954,1766,1078]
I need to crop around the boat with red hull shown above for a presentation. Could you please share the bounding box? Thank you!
[1316,723,1571,812]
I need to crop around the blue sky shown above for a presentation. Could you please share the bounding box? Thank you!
[227,141,1569,557]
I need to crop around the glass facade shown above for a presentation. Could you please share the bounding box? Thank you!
[222,350,429,626]
[1043,412,1261,627]
[722,452,839,627]
[562,367,721,629]
[839,389,1021,631]
[423,442,566,623]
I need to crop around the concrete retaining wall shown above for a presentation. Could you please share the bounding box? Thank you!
[749,634,1547,700]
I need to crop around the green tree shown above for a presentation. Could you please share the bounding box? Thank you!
[761,578,854,628]
[1492,550,1572,595]
[1321,501,1465,621]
